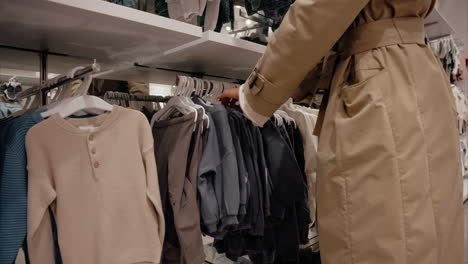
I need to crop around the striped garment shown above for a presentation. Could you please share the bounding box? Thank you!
[0,112,43,264]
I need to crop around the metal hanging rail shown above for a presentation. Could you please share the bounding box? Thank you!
[104,91,171,102]
[133,63,244,83]
[16,64,100,101]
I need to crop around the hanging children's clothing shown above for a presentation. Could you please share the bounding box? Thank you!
[214,109,310,264]
[153,109,205,264]
[0,112,43,264]
[25,106,165,264]
[281,102,319,225]
[227,109,249,224]
[0,69,313,264]
[192,97,240,237]
[228,109,266,236]
[256,119,310,263]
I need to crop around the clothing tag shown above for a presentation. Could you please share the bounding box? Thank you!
[79,125,97,132]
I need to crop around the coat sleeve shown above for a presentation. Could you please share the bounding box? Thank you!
[241,0,370,123]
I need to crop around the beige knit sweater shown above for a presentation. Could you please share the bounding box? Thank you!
[25,106,165,264]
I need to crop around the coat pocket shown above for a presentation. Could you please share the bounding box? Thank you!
[340,68,387,117]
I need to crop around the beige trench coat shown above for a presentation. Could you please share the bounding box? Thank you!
[243,0,464,263]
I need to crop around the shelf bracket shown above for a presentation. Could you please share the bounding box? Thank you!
[39,49,49,105]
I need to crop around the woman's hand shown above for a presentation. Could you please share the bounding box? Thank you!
[218,87,240,100]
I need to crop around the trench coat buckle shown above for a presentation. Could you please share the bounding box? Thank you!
[247,68,264,96]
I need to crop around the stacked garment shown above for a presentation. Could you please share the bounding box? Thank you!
[164,0,221,30]
[107,0,138,8]
[213,108,311,264]
[245,0,295,30]
[107,0,156,14]
[152,109,206,264]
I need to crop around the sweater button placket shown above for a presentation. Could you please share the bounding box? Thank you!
[88,134,99,171]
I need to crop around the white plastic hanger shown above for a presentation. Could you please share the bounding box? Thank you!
[196,78,204,97]
[216,82,224,103]
[201,80,210,102]
[41,68,113,118]
[51,66,83,103]
[152,97,196,126]
[179,77,200,110]
[203,80,215,103]
[52,95,114,118]
[40,69,86,115]
[187,77,210,129]
[151,76,197,127]
[200,79,209,97]
[192,78,210,129]
[210,81,222,104]
[185,77,211,129]
[41,64,98,110]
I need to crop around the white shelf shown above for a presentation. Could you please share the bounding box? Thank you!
[0,0,266,81]
[2,0,458,82]
[0,0,202,63]
[145,31,266,80]
[425,7,455,40]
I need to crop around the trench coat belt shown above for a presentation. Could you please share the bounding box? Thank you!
[313,17,426,136]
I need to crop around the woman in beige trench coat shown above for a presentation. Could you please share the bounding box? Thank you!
[219,0,464,263]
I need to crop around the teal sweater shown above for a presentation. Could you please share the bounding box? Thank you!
[0,112,43,264]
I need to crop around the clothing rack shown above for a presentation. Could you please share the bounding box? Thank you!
[103,91,171,113]
[133,63,244,83]
[103,91,171,103]
[16,64,100,105]
[1,44,246,90]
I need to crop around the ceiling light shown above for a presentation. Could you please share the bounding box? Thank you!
[226,26,231,31]
[234,5,242,9]
[245,19,253,26]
